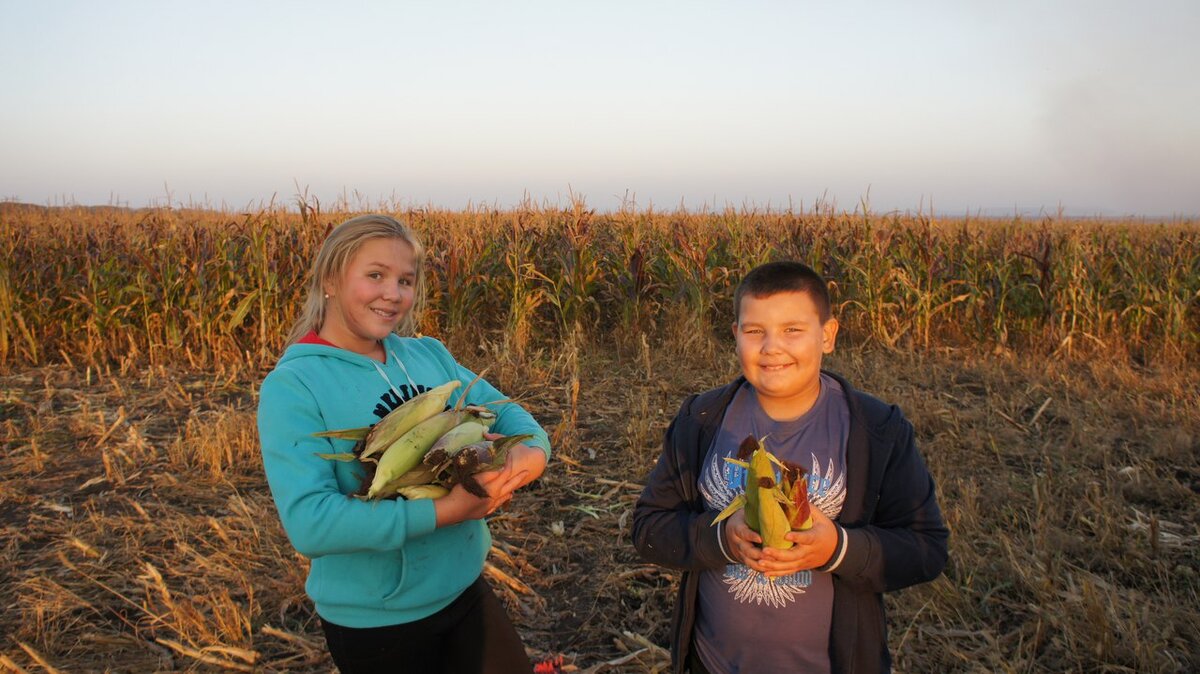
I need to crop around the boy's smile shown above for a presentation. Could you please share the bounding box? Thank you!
[734,290,838,421]
[320,237,417,356]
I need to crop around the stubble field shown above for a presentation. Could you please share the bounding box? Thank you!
[2,202,1198,672]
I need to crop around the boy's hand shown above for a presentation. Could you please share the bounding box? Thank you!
[758,507,838,577]
[722,509,767,569]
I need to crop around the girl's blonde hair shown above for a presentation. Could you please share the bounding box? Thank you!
[284,214,426,347]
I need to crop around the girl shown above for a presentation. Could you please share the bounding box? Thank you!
[257,214,549,673]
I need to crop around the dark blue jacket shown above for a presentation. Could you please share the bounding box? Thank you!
[631,372,949,674]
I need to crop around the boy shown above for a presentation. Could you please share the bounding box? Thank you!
[632,261,948,674]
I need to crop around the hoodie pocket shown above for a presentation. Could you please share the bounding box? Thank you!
[380,522,489,610]
[309,550,406,609]
[381,549,410,603]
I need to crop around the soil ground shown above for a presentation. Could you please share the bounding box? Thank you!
[2,343,1198,672]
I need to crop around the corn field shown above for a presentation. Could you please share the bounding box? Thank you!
[2,201,1200,672]
[2,201,1197,371]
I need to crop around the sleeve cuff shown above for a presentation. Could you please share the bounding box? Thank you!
[527,435,552,459]
[404,498,439,540]
[715,519,738,564]
[816,524,848,572]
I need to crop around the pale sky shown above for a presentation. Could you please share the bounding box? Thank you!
[2,1,1198,217]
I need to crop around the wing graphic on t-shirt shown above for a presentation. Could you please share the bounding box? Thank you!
[699,445,741,511]
[725,567,813,608]
[808,454,846,519]
[706,450,849,608]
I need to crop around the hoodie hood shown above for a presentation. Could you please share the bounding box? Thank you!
[278,341,382,368]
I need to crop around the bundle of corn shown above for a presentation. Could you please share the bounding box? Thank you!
[712,435,812,550]
[313,380,532,501]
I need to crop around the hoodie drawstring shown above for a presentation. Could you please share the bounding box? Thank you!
[371,346,418,399]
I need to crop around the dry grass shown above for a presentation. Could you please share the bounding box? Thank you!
[2,203,1198,671]
[2,338,1197,672]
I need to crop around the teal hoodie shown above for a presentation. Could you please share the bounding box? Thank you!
[257,334,550,627]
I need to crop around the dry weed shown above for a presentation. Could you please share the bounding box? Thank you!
[1,336,1197,672]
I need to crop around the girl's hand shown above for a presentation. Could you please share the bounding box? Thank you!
[433,466,527,526]
[504,444,548,488]
[432,436,547,526]
[484,433,548,489]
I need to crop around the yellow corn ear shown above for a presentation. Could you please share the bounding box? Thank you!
[373,464,438,495]
[748,446,778,534]
[366,406,494,499]
[711,437,799,549]
[358,381,462,460]
[424,420,493,462]
[750,448,790,547]
[783,467,813,531]
[757,486,794,549]
[395,484,450,500]
[313,380,461,459]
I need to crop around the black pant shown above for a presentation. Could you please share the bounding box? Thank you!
[320,576,532,674]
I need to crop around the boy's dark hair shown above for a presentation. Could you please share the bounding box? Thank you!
[734,261,832,322]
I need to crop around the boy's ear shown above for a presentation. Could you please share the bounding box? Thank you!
[822,317,839,353]
[731,321,739,338]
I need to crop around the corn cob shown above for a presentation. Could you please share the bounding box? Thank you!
[420,420,492,469]
[712,435,812,550]
[738,436,761,532]
[752,449,794,550]
[781,461,813,531]
[371,463,438,496]
[371,432,533,500]
[436,433,534,497]
[373,419,494,496]
[366,405,496,499]
[313,380,461,460]
[394,484,450,500]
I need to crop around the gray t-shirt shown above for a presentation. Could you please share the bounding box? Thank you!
[694,374,849,674]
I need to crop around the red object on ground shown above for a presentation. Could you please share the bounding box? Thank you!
[533,655,565,673]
